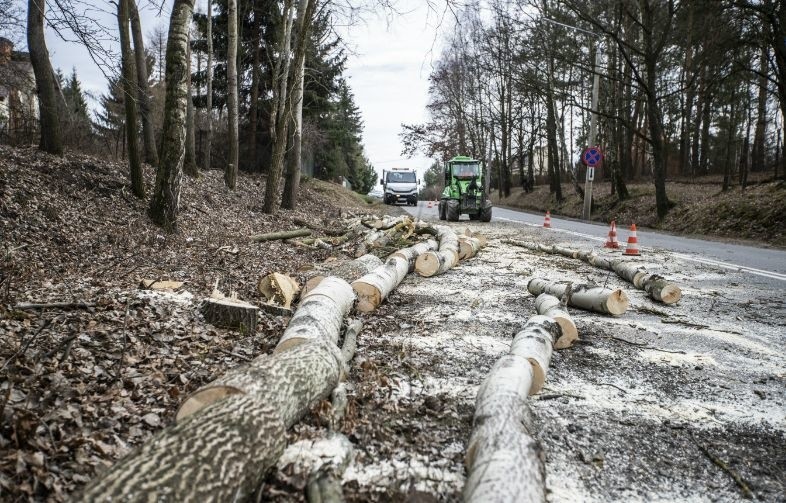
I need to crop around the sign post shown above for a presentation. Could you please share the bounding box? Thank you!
[582,43,602,221]
[581,146,603,221]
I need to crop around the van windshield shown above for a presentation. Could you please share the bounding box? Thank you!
[386,172,416,183]
[453,162,480,179]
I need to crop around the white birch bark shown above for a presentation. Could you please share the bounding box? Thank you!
[390,239,438,272]
[415,226,459,277]
[534,294,577,349]
[352,256,410,312]
[527,278,629,315]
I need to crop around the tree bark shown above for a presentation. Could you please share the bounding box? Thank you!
[118,0,145,198]
[184,29,198,177]
[79,277,354,501]
[129,0,158,166]
[752,46,768,173]
[200,295,258,333]
[204,0,212,171]
[281,33,306,209]
[148,0,196,231]
[248,4,261,170]
[464,316,559,503]
[534,294,577,349]
[352,256,409,313]
[225,0,239,189]
[250,228,312,242]
[303,254,384,295]
[27,0,64,156]
[527,278,629,316]
[415,226,459,277]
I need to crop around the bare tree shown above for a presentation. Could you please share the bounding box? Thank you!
[184,25,197,177]
[118,0,144,197]
[204,0,212,171]
[149,0,197,231]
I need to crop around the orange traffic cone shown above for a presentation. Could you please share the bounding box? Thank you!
[623,224,641,256]
[428,200,433,208]
[543,211,552,228]
[604,220,620,249]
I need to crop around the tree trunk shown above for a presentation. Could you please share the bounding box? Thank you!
[545,85,562,201]
[184,30,198,177]
[248,5,261,170]
[390,239,438,272]
[414,226,459,277]
[303,254,384,295]
[148,0,196,231]
[464,316,559,503]
[534,294,577,349]
[27,0,64,155]
[129,0,158,166]
[225,0,239,189]
[527,278,629,315]
[200,295,258,333]
[118,0,145,198]
[752,46,768,173]
[204,0,212,171]
[250,228,312,242]
[352,256,409,313]
[281,32,306,209]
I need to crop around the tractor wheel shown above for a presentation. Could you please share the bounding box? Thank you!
[438,201,446,220]
[446,201,460,222]
[480,206,492,222]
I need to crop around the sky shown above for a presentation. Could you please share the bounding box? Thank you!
[7,0,448,190]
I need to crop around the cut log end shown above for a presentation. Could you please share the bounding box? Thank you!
[415,252,440,277]
[527,358,546,395]
[176,385,244,422]
[553,317,578,350]
[201,297,258,333]
[658,284,682,305]
[352,281,382,313]
[607,289,630,316]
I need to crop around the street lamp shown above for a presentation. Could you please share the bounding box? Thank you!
[542,18,601,222]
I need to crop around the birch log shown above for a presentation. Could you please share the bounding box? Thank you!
[464,316,559,503]
[352,256,409,312]
[534,294,577,349]
[415,226,460,277]
[506,240,681,305]
[79,277,355,502]
[527,278,629,316]
[303,254,383,295]
[390,239,438,272]
[458,236,484,260]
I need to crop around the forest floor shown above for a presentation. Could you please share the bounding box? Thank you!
[491,176,786,247]
[1,145,784,501]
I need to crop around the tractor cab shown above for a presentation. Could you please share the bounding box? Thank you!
[439,156,492,222]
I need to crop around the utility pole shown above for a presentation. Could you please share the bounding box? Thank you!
[542,18,601,222]
[582,44,601,221]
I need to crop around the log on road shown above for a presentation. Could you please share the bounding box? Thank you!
[79,277,355,502]
[534,294,577,349]
[464,316,560,503]
[415,225,460,277]
[527,278,629,316]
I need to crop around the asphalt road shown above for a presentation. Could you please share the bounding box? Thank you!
[403,201,786,285]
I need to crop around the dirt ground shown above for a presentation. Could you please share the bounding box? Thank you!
[2,145,784,501]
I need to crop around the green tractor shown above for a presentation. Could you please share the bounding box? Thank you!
[438,156,492,222]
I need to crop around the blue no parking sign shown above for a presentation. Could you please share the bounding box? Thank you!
[582,146,603,167]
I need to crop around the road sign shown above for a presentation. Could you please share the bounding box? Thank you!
[582,146,603,167]
[587,166,595,181]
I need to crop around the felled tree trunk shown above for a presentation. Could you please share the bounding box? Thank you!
[527,278,629,316]
[352,256,409,312]
[390,239,438,272]
[464,316,559,503]
[534,294,577,349]
[458,236,484,260]
[506,240,681,305]
[251,228,312,242]
[303,254,383,295]
[79,278,354,501]
[415,226,459,277]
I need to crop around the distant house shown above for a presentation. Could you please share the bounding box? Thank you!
[0,37,38,142]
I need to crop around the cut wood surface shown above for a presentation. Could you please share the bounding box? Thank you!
[139,279,184,290]
[352,256,409,312]
[251,228,312,242]
[415,226,459,277]
[302,254,383,295]
[458,236,483,260]
[390,239,438,272]
[464,316,560,502]
[527,278,629,316]
[258,272,300,309]
[79,277,355,501]
[534,294,578,349]
[200,295,258,332]
[506,239,682,305]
